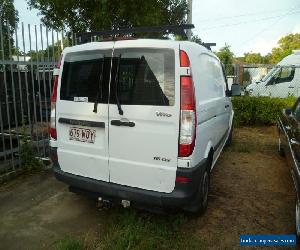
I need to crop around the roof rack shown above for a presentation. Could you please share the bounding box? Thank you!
[201,43,216,50]
[77,24,195,44]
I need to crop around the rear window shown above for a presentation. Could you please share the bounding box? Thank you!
[60,50,111,103]
[111,48,175,106]
[60,48,175,106]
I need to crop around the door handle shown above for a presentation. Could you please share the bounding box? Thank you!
[288,86,295,88]
[290,138,300,145]
[111,120,135,127]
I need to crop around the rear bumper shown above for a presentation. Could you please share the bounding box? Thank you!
[51,148,206,209]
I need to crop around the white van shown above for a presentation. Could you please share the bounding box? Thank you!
[246,50,300,98]
[49,37,239,213]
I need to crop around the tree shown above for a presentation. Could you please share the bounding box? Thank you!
[270,33,300,63]
[215,44,234,75]
[27,38,68,62]
[27,0,188,34]
[0,0,19,59]
[243,52,271,64]
[191,34,202,44]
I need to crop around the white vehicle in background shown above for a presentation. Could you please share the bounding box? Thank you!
[49,25,241,214]
[246,50,300,98]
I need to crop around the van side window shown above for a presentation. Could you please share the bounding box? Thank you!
[207,56,226,97]
[110,48,175,106]
[60,50,110,103]
[275,67,295,84]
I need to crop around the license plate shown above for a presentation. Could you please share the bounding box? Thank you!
[69,127,96,143]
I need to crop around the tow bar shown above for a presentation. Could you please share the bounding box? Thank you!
[97,197,131,209]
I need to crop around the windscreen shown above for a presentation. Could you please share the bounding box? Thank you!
[260,67,280,82]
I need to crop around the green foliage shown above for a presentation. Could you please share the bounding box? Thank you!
[26,0,188,33]
[232,96,296,126]
[20,134,43,172]
[27,38,67,62]
[191,34,202,44]
[0,0,19,59]
[270,33,300,63]
[55,236,84,250]
[215,44,234,75]
[243,71,251,84]
[243,52,271,64]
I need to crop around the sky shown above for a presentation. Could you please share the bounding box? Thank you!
[14,0,300,56]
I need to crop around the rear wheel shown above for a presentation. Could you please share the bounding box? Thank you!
[296,198,300,238]
[225,125,233,147]
[185,163,210,214]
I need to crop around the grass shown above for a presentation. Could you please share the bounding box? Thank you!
[225,140,252,153]
[54,207,207,250]
[55,235,84,250]
[224,126,278,153]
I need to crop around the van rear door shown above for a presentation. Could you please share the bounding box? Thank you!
[56,43,113,181]
[108,41,180,193]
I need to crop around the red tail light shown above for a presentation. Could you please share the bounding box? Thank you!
[50,55,62,140]
[51,76,58,103]
[178,50,196,157]
[49,127,57,140]
[180,50,190,67]
[180,76,195,110]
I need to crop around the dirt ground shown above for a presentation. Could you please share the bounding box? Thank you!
[0,126,296,250]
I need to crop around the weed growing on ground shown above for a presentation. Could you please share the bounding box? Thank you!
[54,207,207,250]
[55,235,84,250]
[20,131,44,172]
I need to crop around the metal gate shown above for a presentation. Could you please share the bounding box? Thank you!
[0,21,77,177]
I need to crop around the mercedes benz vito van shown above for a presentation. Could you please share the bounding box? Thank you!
[246,50,300,98]
[50,37,238,213]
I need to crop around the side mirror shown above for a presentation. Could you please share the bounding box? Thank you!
[231,83,242,96]
[284,108,292,116]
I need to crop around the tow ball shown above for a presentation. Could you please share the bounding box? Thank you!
[97,197,112,209]
[121,200,131,208]
[97,197,131,209]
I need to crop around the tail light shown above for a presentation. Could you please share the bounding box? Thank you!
[50,56,62,140]
[180,50,190,67]
[178,50,196,157]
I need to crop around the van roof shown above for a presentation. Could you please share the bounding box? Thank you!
[63,39,212,56]
[278,50,300,66]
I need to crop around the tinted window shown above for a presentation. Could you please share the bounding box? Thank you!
[60,50,111,103]
[110,48,175,106]
[261,67,279,82]
[275,67,295,84]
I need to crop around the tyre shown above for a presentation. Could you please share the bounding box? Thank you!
[296,198,300,238]
[225,125,233,147]
[278,137,285,157]
[185,163,210,215]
